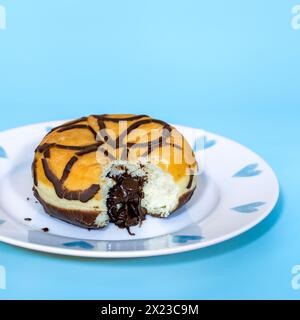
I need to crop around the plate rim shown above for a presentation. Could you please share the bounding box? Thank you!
[0,120,280,258]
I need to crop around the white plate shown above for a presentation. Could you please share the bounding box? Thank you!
[0,121,279,258]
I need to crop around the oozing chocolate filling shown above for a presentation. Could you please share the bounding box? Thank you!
[106,172,147,235]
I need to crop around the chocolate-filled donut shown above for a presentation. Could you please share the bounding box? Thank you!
[32,114,198,234]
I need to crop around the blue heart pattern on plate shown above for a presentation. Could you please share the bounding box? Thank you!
[0,219,5,225]
[193,136,217,152]
[63,241,94,250]
[204,137,217,149]
[231,202,266,213]
[0,146,7,158]
[233,163,262,177]
[173,235,203,244]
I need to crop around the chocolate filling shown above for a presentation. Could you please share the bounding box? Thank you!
[106,172,147,235]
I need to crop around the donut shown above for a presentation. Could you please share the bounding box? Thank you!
[32,114,198,234]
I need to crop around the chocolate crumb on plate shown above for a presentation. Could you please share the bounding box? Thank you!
[42,228,49,232]
[24,218,32,221]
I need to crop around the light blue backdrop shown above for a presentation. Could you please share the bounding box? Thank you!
[0,0,299,299]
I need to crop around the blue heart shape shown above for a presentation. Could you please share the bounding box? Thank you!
[193,136,216,152]
[63,241,94,250]
[0,146,7,158]
[0,219,5,225]
[45,126,53,133]
[204,137,217,149]
[173,235,203,244]
[233,164,262,177]
[231,202,266,213]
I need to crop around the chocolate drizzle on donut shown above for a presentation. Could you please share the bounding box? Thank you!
[187,174,194,189]
[106,172,147,235]
[93,114,149,122]
[57,124,97,139]
[60,156,78,184]
[36,142,104,153]
[187,169,195,189]
[48,117,88,134]
[32,158,38,186]
[41,157,100,203]
[93,115,180,158]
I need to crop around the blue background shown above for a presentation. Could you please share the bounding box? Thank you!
[0,0,299,299]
